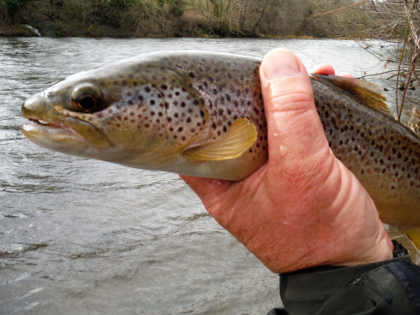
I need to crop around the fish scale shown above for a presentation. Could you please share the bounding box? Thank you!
[312,78,419,226]
[21,51,419,238]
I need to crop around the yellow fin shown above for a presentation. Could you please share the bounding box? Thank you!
[184,118,257,161]
[312,74,392,116]
[404,227,420,249]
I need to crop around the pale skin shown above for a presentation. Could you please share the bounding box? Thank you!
[181,49,393,274]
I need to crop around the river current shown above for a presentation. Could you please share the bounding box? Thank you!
[0,37,403,314]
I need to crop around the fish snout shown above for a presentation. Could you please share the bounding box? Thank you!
[22,94,44,119]
[22,93,49,120]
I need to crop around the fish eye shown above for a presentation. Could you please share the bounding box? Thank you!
[71,83,105,113]
[77,95,97,111]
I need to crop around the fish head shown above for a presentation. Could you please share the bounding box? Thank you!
[22,55,208,167]
[22,72,114,157]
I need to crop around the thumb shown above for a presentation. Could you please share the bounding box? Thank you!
[259,49,330,170]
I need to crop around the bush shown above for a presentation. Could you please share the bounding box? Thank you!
[1,0,31,22]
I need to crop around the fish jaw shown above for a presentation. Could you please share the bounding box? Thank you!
[22,91,112,157]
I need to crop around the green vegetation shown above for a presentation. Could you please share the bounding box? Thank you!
[1,0,195,37]
[0,0,387,38]
[1,0,30,21]
[0,0,417,41]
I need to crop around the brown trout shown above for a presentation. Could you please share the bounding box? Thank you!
[22,51,419,232]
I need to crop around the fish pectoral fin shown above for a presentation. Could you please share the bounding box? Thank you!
[312,74,392,116]
[404,227,420,249]
[184,118,257,161]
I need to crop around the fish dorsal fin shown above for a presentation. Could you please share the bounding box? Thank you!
[184,118,257,161]
[312,74,392,116]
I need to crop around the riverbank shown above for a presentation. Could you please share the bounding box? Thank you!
[0,24,37,37]
[0,0,378,39]
[0,23,372,40]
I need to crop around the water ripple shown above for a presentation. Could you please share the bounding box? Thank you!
[0,37,404,315]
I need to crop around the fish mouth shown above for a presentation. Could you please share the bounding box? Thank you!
[22,115,84,143]
[21,98,66,132]
[22,105,73,135]
[26,118,61,129]
[22,103,112,151]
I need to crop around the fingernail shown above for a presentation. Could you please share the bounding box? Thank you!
[261,49,302,81]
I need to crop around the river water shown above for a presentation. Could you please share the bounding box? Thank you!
[0,37,409,315]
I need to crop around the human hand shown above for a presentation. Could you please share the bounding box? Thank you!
[181,49,393,273]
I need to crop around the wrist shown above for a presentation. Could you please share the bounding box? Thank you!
[338,228,394,267]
